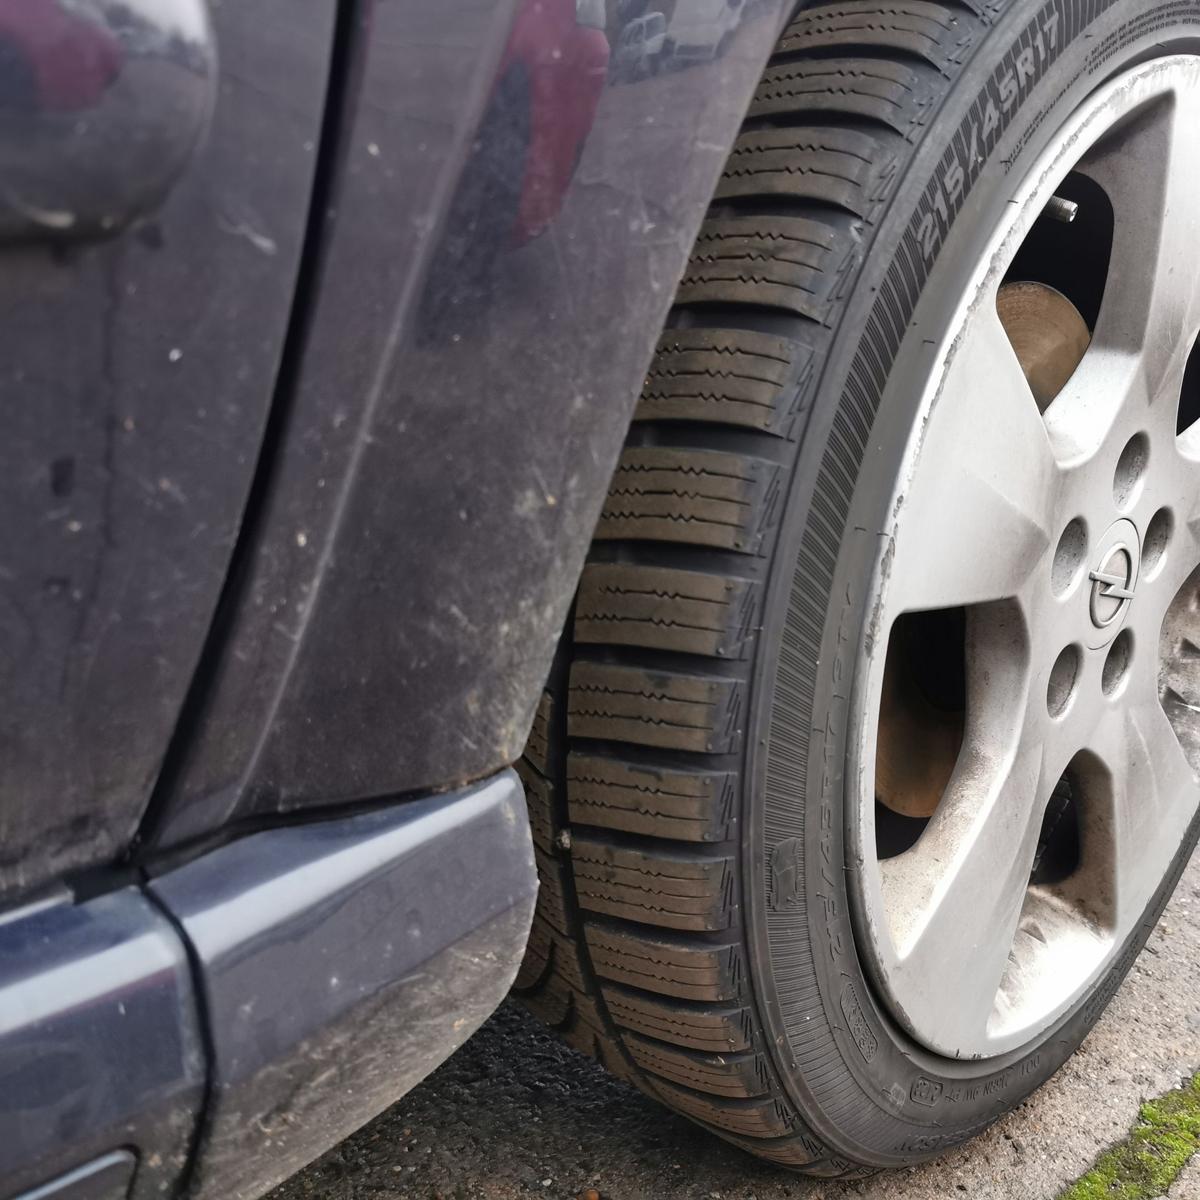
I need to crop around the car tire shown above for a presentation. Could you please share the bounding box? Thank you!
[515,0,1200,1174]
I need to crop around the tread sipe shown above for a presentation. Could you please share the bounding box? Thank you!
[514,0,993,1175]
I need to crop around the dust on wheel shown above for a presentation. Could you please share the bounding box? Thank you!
[515,0,1200,1176]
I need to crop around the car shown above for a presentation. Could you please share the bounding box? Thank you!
[2,0,1199,1198]
[612,12,668,81]
[661,0,746,63]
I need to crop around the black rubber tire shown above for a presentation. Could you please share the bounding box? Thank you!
[514,0,1200,1174]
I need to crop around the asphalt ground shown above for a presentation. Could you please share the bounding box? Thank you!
[269,846,1200,1200]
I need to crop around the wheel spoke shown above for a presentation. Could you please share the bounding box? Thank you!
[1040,342,1144,465]
[1159,578,1200,774]
[1075,72,1200,396]
[1174,444,1200,557]
[1089,693,1199,929]
[1107,435,1200,648]
[1135,500,1200,634]
[887,303,1057,615]
[879,737,1044,1051]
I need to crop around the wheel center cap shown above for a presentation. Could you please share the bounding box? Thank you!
[1086,518,1140,646]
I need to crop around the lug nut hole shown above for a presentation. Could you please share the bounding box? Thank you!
[1102,629,1133,697]
[1113,433,1149,511]
[1047,645,1080,718]
[1143,507,1172,578]
[1052,518,1088,596]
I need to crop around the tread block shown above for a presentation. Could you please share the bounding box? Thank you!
[678,217,838,322]
[572,836,736,932]
[636,327,810,436]
[719,1130,830,1168]
[513,913,553,992]
[568,752,735,842]
[716,127,886,217]
[515,918,593,1018]
[596,445,781,554]
[512,0,982,1178]
[521,985,573,1029]
[650,1079,797,1138]
[602,984,754,1052]
[524,689,554,774]
[547,928,589,993]
[777,2,975,72]
[584,924,744,1002]
[802,1159,879,1180]
[575,562,758,660]
[518,936,574,1026]
[626,1033,770,1098]
[557,986,612,1057]
[533,846,574,937]
[750,57,928,135]
[568,661,744,754]
[516,758,555,854]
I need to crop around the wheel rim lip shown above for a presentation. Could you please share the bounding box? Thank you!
[845,57,1200,1060]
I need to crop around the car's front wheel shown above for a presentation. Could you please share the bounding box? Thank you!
[515,0,1200,1174]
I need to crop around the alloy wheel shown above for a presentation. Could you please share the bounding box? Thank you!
[853,57,1200,1060]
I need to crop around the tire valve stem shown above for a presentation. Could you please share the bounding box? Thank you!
[1045,195,1079,223]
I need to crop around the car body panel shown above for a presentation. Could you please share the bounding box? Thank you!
[12,1151,136,1200]
[0,0,334,900]
[148,770,536,1200]
[1,0,795,1195]
[0,1,122,113]
[146,0,792,850]
[0,888,204,1200]
[0,770,533,1200]
[0,0,217,243]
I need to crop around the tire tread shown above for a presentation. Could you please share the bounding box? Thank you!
[515,0,991,1175]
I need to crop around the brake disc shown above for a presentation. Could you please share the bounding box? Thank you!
[996,280,1092,411]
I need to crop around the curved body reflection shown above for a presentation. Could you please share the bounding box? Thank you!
[0,0,215,240]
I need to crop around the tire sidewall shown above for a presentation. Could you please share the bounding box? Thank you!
[748,0,1200,1166]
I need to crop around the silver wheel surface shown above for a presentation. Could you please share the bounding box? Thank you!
[851,57,1200,1060]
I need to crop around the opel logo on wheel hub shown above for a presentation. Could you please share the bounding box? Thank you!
[1089,545,1136,628]
[1085,519,1141,646]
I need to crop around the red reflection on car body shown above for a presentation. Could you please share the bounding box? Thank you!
[0,0,121,113]
[502,0,610,243]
